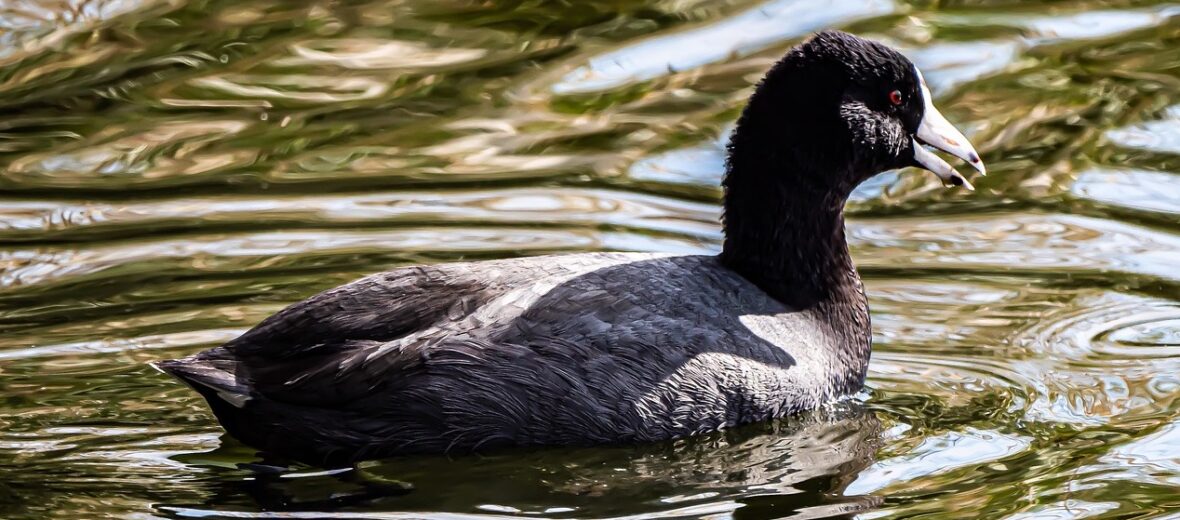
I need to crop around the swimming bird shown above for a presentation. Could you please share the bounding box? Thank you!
[155,30,986,467]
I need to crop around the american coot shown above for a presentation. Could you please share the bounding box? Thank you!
[156,30,985,467]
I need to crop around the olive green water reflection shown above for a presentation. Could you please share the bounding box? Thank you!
[2,0,1180,518]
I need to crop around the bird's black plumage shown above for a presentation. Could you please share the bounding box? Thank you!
[156,31,975,467]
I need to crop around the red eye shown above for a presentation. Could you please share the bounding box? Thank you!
[889,90,903,106]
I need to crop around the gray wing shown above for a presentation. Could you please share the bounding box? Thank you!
[222,253,700,405]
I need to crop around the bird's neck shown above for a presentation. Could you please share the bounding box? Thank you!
[719,152,872,395]
[717,50,866,309]
[718,152,862,310]
[719,159,871,394]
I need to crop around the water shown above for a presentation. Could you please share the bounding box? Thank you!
[1,0,1179,518]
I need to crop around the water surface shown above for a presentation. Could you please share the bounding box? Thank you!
[2,0,1180,518]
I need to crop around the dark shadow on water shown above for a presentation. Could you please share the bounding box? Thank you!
[158,403,882,519]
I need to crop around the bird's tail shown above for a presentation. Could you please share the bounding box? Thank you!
[153,353,371,466]
[153,353,274,456]
[153,356,252,408]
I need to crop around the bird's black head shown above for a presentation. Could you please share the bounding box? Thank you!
[720,31,987,305]
[725,30,985,197]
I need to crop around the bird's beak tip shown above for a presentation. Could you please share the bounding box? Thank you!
[969,152,987,176]
[912,101,985,188]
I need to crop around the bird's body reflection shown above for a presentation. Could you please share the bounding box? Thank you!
[165,403,882,519]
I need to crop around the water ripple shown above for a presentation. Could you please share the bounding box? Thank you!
[0,187,720,241]
[1105,104,1180,156]
[550,0,895,95]
[1011,292,1180,361]
[2,1,1180,519]
[1072,167,1180,218]
[0,328,243,361]
[276,40,489,70]
[0,227,712,295]
[1099,420,1180,487]
[852,213,1180,282]
[3,119,255,188]
[846,428,1031,495]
